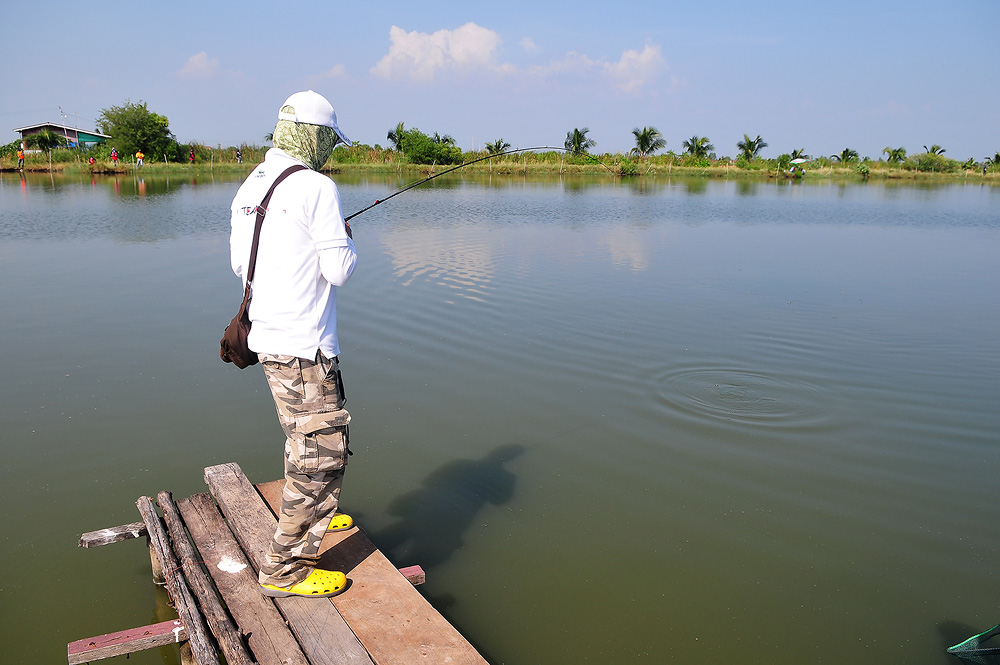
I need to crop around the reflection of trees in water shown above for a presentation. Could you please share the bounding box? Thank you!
[681,177,709,195]
[623,178,669,196]
[2,173,236,242]
[370,444,525,570]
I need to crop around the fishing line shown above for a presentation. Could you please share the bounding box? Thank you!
[344,146,616,223]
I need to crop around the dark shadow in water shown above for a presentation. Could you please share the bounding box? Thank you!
[938,620,1000,665]
[368,443,525,571]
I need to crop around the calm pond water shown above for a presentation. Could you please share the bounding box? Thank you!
[1,171,998,664]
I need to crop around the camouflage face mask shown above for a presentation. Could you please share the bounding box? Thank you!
[273,115,338,171]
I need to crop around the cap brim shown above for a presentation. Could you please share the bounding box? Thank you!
[333,125,352,147]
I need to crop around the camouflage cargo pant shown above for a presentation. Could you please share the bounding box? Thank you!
[257,351,351,587]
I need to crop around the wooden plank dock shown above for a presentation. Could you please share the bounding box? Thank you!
[70,462,488,665]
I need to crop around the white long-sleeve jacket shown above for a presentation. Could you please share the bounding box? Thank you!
[230,148,357,359]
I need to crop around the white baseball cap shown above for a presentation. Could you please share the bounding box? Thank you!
[277,90,352,146]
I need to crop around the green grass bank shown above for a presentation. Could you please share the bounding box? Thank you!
[3,144,998,184]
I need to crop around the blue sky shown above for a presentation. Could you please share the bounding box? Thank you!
[3,1,997,160]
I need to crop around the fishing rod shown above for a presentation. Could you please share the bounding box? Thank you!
[344,145,616,223]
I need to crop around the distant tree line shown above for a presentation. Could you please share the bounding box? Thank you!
[548,126,997,174]
[5,99,998,175]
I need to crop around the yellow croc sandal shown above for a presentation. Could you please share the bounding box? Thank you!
[327,513,354,532]
[260,569,348,598]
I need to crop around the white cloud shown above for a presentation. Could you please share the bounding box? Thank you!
[369,24,670,97]
[371,23,501,82]
[531,44,667,93]
[322,64,348,79]
[177,52,219,79]
[607,45,665,93]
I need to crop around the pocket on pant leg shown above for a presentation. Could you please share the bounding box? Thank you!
[311,427,349,473]
[292,410,351,473]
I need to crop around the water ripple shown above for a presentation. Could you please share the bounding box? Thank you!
[381,228,495,302]
[650,362,834,432]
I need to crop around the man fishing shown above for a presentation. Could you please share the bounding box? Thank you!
[229,90,357,598]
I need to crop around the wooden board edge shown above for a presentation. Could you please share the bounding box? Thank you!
[78,521,147,548]
[68,619,187,664]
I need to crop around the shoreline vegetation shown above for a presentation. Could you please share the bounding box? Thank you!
[2,143,998,183]
[4,101,995,183]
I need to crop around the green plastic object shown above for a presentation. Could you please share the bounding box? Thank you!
[949,625,1000,664]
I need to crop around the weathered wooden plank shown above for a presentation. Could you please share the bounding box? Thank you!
[204,463,374,665]
[67,619,187,664]
[327,532,489,664]
[177,492,309,665]
[258,480,489,664]
[157,491,254,665]
[136,496,220,665]
[78,521,147,548]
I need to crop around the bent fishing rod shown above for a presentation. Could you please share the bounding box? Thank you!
[344,146,615,223]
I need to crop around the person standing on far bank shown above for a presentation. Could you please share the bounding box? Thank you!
[229,90,358,598]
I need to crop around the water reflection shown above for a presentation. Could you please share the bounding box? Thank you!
[621,177,670,195]
[681,177,709,195]
[602,227,651,271]
[383,227,496,300]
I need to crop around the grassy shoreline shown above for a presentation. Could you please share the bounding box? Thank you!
[2,152,997,183]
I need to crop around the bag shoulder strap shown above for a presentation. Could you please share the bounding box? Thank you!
[245,164,308,287]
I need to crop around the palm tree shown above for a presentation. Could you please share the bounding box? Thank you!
[432,132,456,145]
[386,122,406,151]
[24,130,67,154]
[882,146,906,163]
[485,138,511,155]
[832,148,859,163]
[630,127,666,159]
[564,128,597,156]
[790,148,808,160]
[736,134,767,161]
[263,132,274,143]
[24,130,67,169]
[923,144,946,155]
[682,135,714,159]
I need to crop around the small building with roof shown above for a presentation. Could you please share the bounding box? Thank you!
[13,122,110,148]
